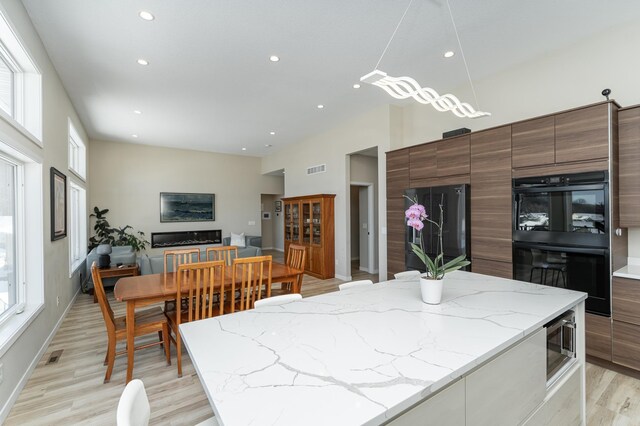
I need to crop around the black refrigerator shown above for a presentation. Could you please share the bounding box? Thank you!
[404,185,470,272]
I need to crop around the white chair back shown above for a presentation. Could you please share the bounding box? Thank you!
[254,294,302,308]
[394,270,421,281]
[339,280,374,291]
[117,379,150,426]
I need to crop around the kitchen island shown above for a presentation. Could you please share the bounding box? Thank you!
[180,271,587,425]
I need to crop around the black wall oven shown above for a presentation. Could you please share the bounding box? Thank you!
[513,171,610,316]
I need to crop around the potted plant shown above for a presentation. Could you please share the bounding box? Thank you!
[405,196,470,304]
[88,207,149,252]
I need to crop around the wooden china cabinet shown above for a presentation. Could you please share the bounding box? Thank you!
[283,194,335,279]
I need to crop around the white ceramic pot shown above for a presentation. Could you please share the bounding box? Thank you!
[420,277,444,304]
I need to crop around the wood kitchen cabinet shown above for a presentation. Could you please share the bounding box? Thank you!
[613,321,640,370]
[619,105,640,227]
[555,103,610,163]
[470,125,513,266]
[512,116,555,168]
[387,150,411,279]
[283,194,335,279]
[585,312,612,361]
[409,136,470,181]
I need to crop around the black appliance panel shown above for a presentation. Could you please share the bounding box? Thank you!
[513,242,609,315]
[405,185,470,272]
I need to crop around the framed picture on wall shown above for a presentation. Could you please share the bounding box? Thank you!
[160,192,215,222]
[274,201,282,212]
[50,167,67,241]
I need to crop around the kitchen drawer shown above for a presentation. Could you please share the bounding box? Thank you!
[613,320,640,370]
[523,366,581,426]
[388,379,465,426]
[613,276,640,325]
[585,312,612,361]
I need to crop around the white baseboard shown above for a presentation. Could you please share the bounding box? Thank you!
[351,257,360,261]
[359,266,380,274]
[335,273,351,281]
[0,287,80,424]
[262,246,284,252]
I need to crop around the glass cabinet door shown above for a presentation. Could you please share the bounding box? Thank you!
[285,203,292,241]
[312,201,322,245]
[292,202,299,242]
[302,202,311,243]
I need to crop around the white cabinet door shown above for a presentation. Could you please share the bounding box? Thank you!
[388,379,465,426]
[466,329,547,426]
[524,366,581,426]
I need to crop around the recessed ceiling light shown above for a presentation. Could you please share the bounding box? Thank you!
[353,83,361,89]
[133,110,142,115]
[132,134,139,138]
[269,55,280,62]
[317,104,324,109]
[137,58,149,66]
[444,51,455,58]
[270,131,276,135]
[265,144,273,147]
[139,11,154,21]
[242,147,247,151]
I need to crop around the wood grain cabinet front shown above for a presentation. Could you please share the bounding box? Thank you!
[555,103,610,163]
[437,135,470,177]
[512,116,555,168]
[387,149,410,198]
[409,143,437,181]
[613,320,640,370]
[612,276,640,325]
[585,312,612,361]
[619,106,640,227]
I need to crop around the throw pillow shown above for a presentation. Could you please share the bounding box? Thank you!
[230,232,246,248]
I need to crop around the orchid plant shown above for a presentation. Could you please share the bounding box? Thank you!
[405,195,470,280]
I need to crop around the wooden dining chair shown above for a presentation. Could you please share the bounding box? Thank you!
[230,255,273,312]
[254,293,302,308]
[166,260,226,377]
[91,263,170,384]
[280,244,306,293]
[206,246,238,266]
[339,279,374,291]
[163,248,201,273]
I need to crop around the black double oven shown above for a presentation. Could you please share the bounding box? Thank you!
[513,171,610,316]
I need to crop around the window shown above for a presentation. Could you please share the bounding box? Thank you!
[69,181,86,275]
[68,120,86,179]
[0,11,43,142]
[0,153,23,321]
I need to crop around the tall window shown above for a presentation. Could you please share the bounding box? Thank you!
[68,120,86,179]
[0,13,43,142]
[69,181,86,275]
[0,154,23,320]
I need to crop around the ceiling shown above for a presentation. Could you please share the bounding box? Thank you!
[21,0,640,157]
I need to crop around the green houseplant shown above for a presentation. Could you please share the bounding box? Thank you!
[88,207,149,252]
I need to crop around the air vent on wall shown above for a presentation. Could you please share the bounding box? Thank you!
[307,164,326,175]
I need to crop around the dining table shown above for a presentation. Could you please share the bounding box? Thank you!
[113,261,304,383]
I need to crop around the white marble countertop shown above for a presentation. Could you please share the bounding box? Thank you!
[180,271,586,426]
[613,264,640,280]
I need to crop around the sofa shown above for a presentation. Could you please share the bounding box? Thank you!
[138,238,262,275]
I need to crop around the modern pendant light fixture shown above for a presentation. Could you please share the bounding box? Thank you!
[360,0,490,119]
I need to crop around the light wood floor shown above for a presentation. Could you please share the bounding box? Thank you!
[6,258,636,425]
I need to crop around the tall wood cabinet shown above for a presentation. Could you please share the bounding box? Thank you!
[619,105,640,227]
[283,194,335,279]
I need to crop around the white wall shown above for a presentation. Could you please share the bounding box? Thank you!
[0,0,89,420]
[88,140,284,256]
[262,106,393,280]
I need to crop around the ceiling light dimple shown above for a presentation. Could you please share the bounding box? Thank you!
[242,147,247,151]
[265,144,272,147]
[137,59,149,66]
[269,55,280,62]
[317,104,324,109]
[132,134,139,138]
[133,110,142,115]
[139,11,154,21]
[353,84,361,89]
[444,51,455,58]
[270,131,275,135]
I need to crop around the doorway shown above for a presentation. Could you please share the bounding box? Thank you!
[348,148,379,278]
[260,193,284,253]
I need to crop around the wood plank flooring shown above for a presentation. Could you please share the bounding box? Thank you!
[6,257,638,425]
